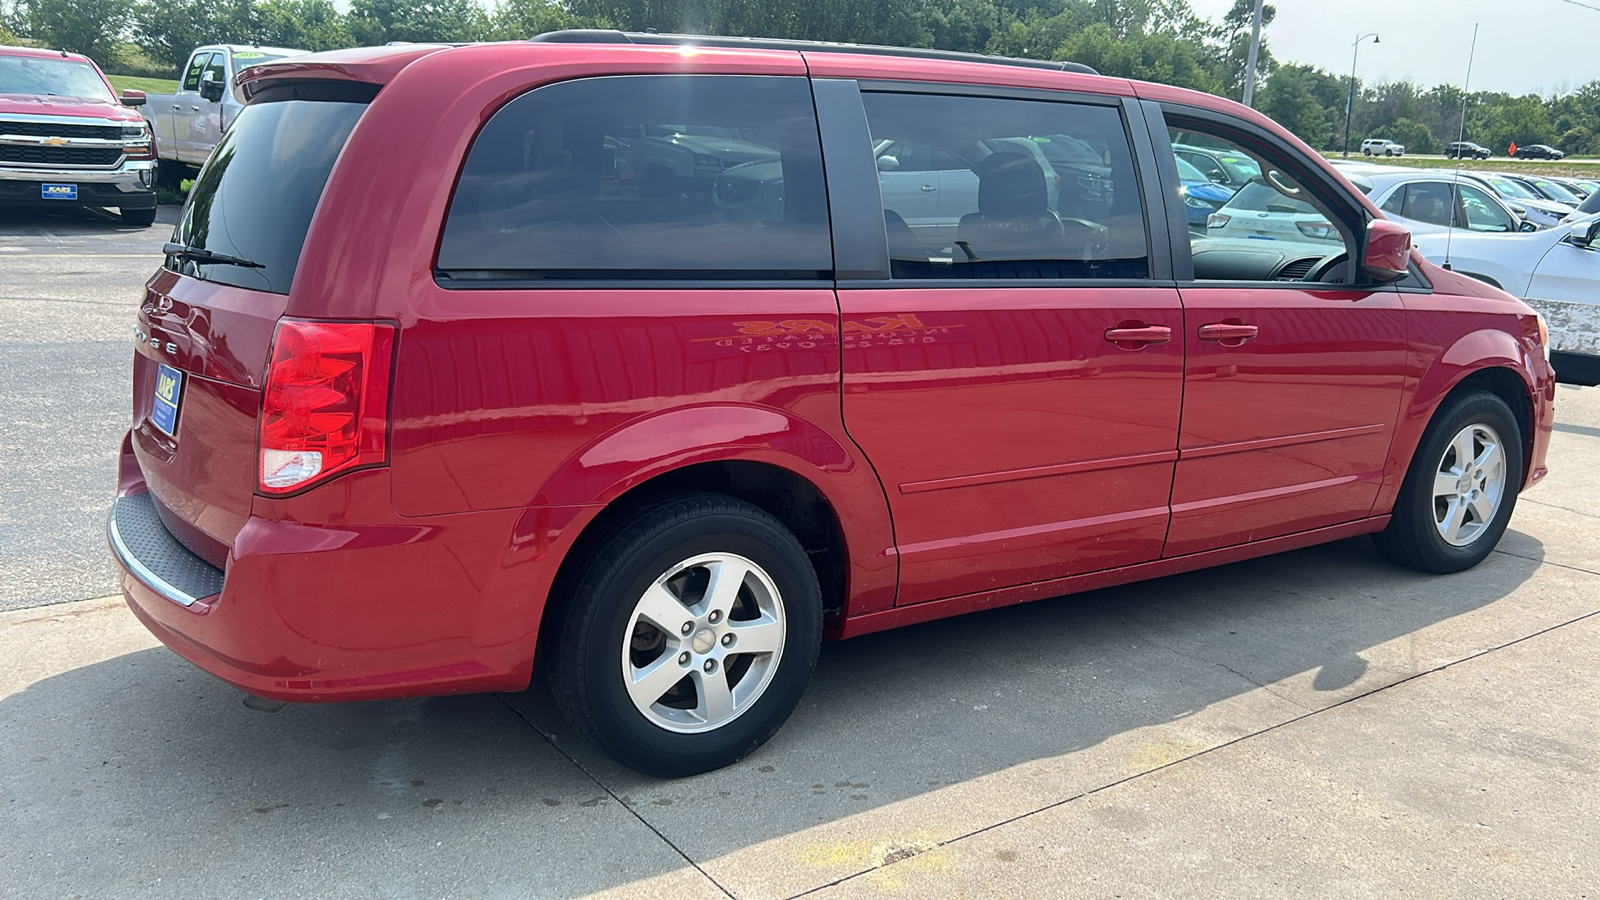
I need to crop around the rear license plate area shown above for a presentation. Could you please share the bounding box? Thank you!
[150,363,183,437]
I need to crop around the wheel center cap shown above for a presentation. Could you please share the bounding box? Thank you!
[1456,475,1474,494]
[692,628,717,655]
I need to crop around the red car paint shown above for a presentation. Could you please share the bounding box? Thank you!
[112,40,1556,704]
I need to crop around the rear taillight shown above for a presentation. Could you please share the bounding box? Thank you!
[1296,221,1337,241]
[258,318,395,494]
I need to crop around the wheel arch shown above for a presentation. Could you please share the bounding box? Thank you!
[535,459,857,659]
[1391,357,1537,506]
[527,404,898,658]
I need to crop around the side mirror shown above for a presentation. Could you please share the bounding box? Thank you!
[119,89,146,107]
[876,155,900,172]
[1569,219,1600,249]
[1362,218,1412,283]
[1519,220,1539,232]
[1207,171,1227,184]
[200,73,225,103]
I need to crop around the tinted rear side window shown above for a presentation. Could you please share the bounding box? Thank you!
[436,75,831,281]
[171,99,366,295]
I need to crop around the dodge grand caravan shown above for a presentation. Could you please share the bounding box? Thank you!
[110,32,1556,777]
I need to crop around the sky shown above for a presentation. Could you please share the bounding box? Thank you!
[1187,0,1600,97]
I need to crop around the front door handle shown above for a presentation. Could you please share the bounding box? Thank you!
[1104,324,1172,348]
[920,184,937,191]
[1198,323,1259,344]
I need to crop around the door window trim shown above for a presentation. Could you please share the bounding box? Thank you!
[432,73,835,288]
[825,79,1170,288]
[1153,102,1384,291]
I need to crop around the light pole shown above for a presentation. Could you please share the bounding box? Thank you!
[1343,33,1380,157]
[1241,0,1266,107]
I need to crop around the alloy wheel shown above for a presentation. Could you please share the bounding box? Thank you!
[1431,423,1508,547]
[620,552,786,734]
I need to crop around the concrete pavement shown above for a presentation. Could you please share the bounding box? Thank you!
[0,205,177,611]
[3,387,1597,897]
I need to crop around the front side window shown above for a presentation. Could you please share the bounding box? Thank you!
[437,75,830,280]
[1458,185,1516,232]
[1173,124,1357,283]
[1396,182,1457,227]
[862,91,1149,280]
[182,53,211,92]
[202,54,227,91]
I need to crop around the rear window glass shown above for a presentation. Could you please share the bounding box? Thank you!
[437,75,831,281]
[171,99,366,294]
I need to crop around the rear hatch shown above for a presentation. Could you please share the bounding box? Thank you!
[131,96,367,565]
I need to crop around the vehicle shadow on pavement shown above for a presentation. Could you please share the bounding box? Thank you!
[0,204,179,237]
[0,532,1545,897]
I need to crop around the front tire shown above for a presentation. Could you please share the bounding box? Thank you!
[549,492,822,777]
[1375,391,1522,573]
[120,206,157,227]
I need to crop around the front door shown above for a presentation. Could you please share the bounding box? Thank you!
[842,88,1182,605]
[1161,120,1408,557]
[175,51,211,163]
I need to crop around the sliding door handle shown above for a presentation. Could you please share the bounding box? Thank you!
[1104,325,1172,348]
[1198,323,1259,344]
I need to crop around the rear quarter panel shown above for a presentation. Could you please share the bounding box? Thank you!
[287,44,899,617]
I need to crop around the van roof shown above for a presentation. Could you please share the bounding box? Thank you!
[527,29,1099,75]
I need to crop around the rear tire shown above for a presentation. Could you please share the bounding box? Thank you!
[549,492,823,777]
[1374,391,1522,574]
[120,206,157,227]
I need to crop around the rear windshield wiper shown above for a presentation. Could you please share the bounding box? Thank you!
[163,242,264,269]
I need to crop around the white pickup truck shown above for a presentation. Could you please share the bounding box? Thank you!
[141,44,305,186]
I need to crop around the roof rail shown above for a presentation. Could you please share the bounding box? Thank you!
[527,29,1099,76]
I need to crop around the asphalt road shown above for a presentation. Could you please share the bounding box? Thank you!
[0,204,176,611]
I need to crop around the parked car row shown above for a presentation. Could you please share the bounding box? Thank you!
[1318,161,1600,387]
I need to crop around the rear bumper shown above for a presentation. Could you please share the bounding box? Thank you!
[111,432,587,703]
[0,160,156,208]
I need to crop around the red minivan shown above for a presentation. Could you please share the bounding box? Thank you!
[110,32,1555,777]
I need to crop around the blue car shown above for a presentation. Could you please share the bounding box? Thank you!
[1175,156,1235,229]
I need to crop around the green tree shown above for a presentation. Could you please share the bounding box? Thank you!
[130,0,212,68]
[1203,0,1274,101]
[20,0,132,61]
[1257,64,1329,149]
[1557,125,1595,157]
[254,0,350,50]
[1056,21,1219,93]
[1480,95,1555,154]
[1385,117,1436,155]
[489,0,581,40]
[348,0,489,44]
